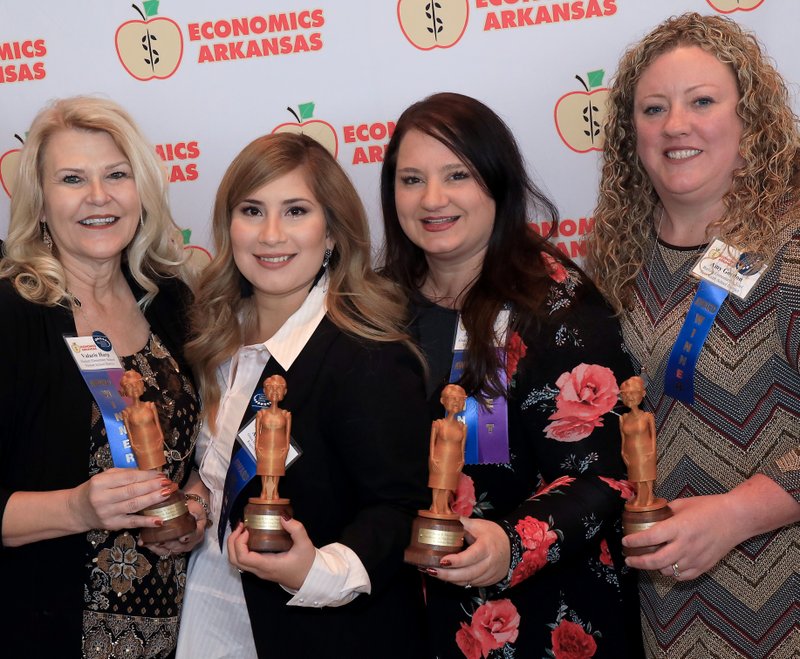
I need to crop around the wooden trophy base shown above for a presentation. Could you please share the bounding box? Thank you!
[244,498,293,552]
[139,490,196,544]
[622,498,673,556]
[404,510,465,568]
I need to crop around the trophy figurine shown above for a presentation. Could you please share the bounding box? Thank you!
[119,369,195,544]
[404,384,468,568]
[244,375,293,552]
[619,376,673,556]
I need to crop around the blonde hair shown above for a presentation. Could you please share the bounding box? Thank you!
[587,13,800,313]
[0,95,185,306]
[187,132,417,419]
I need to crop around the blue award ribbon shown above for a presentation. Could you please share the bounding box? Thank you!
[664,280,728,404]
[66,332,138,468]
[217,385,270,548]
[449,348,510,465]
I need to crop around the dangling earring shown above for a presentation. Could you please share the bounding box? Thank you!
[41,220,53,251]
[322,248,332,269]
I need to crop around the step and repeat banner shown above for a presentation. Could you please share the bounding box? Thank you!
[0,1,796,263]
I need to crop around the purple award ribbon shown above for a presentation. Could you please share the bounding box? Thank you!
[449,320,510,465]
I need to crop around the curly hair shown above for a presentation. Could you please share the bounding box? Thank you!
[187,132,416,421]
[379,92,571,399]
[0,96,185,307]
[586,12,800,313]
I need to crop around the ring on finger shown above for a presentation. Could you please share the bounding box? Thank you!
[464,583,472,589]
[671,562,680,579]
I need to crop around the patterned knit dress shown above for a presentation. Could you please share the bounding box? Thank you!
[621,218,800,658]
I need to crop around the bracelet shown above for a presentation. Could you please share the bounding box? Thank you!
[184,492,213,528]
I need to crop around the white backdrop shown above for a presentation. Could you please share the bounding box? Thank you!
[0,0,796,263]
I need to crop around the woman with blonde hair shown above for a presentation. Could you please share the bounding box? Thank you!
[587,13,800,657]
[0,96,206,657]
[177,132,429,658]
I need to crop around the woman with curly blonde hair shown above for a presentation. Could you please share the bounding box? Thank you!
[178,132,429,658]
[587,13,800,658]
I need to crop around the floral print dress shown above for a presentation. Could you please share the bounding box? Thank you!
[82,334,200,658]
[411,259,643,659]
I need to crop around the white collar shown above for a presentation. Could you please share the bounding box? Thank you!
[260,278,328,371]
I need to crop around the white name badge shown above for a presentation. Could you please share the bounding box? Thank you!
[238,417,300,467]
[691,238,768,300]
[454,308,511,351]
[65,334,123,371]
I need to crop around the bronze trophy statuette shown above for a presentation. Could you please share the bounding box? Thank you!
[244,374,293,552]
[619,376,673,556]
[119,369,195,544]
[404,383,468,568]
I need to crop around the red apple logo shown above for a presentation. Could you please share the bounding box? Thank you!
[706,0,764,13]
[0,134,24,198]
[180,228,212,271]
[397,0,469,51]
[272,103,339,158]
[554,70,610,154]
[115,1,183,81]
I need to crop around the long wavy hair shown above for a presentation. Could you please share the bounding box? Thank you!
[380,92,570,398]
[586,12,800,313]
[0,96,185,306]
[187,132,415,420]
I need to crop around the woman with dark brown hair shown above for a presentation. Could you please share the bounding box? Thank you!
[381,92,642,658]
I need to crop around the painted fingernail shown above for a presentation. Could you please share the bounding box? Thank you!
[439,559,452,567]
[281,513,292,521]
[161,487,174,497]
[154,519,164,527]
[426,568,438,576]
[160,479,172,488]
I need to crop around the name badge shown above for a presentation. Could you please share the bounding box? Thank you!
[691,238,768,300]
[64,332,137,468]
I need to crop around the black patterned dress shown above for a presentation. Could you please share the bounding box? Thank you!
[82,334,199,659]
[413,259,644,659]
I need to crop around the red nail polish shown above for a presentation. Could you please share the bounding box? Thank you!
[439,559,452,567]
[161,487,174,497]
[426,568,438,576]
[281,513,292,521]
[154,519,164,527]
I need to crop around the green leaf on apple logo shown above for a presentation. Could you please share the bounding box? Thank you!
[587,69,605,90]
[298,102,315,121]
[143,0,160,18]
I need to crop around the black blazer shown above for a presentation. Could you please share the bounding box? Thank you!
[233,317,430,659]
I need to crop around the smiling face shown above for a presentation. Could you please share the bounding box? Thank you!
[394,129,495,272]
[230,167,333,314]
[633,46,744,216]
[633,46,743,222]
[41,128,140,268]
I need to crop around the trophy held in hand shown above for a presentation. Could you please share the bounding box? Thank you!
[120,369,196,544]
[619,376,673,556]
[244,375,293,552]
[405,384,468,568]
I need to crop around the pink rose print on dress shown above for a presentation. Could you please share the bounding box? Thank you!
[451,473,477,517]
[544,364,619,442]
[506,331,528,380]
[470,599,521,656]
[541,251,569,283]
[510,516,559,586]
[456,622,482,659]
[598,476,635,502]
[550,619,598,658]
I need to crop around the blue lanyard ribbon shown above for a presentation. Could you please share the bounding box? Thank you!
[66,332,138,468]
[664,280,728,404]
[217,384,270,548]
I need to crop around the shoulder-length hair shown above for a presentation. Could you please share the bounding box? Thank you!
[0,95,185,306]
[587,12,800,313]
[187,132,415,418]
[380,92,569,398]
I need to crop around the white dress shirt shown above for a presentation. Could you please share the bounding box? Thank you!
[176,280,370,658]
